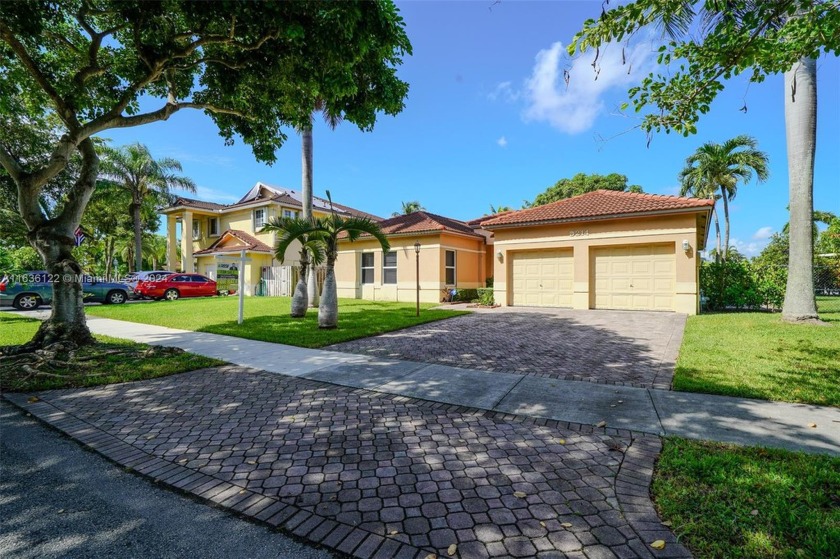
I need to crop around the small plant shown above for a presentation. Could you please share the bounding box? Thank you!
[477,288,495,306]
[452,288,479,302]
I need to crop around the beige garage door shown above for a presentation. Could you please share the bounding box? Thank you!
[593,244,675,311]
[511,249,573,307]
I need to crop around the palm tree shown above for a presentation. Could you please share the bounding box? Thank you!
[678,135,768,259]
[143,233,169,270]
[299,103,343,311]
[393,201,425,216]
[678,179,724,260]
[266,193,390,329]
[99,143,196,273]
[489,204,513,214]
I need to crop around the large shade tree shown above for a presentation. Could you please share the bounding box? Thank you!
[0,0,411,348]
[568,0,839,322]
[527,173,643,208]
[679,135,769,259]
[99,143,196,273]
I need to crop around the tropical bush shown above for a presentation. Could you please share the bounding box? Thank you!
[477,288,495,306]
[701,256,786,311]
[453,288,479,302]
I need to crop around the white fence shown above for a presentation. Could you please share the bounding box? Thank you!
[257,266,326,297]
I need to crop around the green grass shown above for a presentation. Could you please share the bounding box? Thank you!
[87,296,468,348]
[652,438,840,559]
[674,298,839,406]
[0,313,223,392]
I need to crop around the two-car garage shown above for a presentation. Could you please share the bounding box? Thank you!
[481,190,713,315]
[508,244,676,312]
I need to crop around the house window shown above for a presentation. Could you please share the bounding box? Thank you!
[192,220,201,240]
[208,217,219,236]
[283,209,298,219]
[383,251,397,284]
[253,208,266,230]
[445,250,456,285]
[361,253,374,284]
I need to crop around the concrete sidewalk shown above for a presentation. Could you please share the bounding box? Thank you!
[8,312,840,455]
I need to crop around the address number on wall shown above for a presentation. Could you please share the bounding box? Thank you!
[569,229,590,237]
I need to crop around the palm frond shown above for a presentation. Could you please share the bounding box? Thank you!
[262,217,322,264]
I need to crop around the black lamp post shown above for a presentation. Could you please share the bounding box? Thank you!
[414,241,421,317]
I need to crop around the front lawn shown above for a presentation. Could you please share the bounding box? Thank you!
[0,313,223,392]
[87,296,468,348]
[653,438,840,559]
[674,298,839,406]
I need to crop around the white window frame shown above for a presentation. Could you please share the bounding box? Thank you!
[382,251,397,285]
[360,253,375,284]
[192,220,201,240]
[208,217,219,236]
[283,209,298,219]
[253,208,266,230]
[445,250,456,286]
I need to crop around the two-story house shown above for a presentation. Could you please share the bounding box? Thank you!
[161,182,380,295]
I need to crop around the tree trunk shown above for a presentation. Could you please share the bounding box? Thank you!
[132,200,143,272]
[24,227,95,349]
[720,187,730,259]
[782,57,820,322]
[712,204,722,263]
[290,258,309,318]
[318,256,338,329]
[301,124,320,308]
[104,237,113,279]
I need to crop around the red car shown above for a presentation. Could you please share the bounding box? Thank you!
[135,273,218,301]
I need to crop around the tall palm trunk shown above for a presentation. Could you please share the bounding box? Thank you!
[104,237,114,279]
[711,203,722,262]
[719,186,731,259]
[318,251,338,329]
[301,125,320,308]
[782,57,819,322]
[131,199,143,272]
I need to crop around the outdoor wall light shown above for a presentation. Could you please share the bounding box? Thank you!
[682,239,691,251]
[496,250,503,261]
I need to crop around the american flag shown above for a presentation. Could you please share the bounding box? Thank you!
[74,226,85,246]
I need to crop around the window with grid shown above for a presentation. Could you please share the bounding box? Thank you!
[383,251,397,284]
[253,208,266,229]
[361,253,374,284]
[445,250,456,285]
[192,220,201,240]
[283,209,298,219]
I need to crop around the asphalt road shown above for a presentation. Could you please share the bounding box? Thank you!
[0,401,334,559]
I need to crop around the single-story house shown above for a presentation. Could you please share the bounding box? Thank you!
[336,211,488,303]
[480,190,713,315]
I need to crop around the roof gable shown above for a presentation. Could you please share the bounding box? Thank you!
[194,229,273,255]
[350,211,483,239]
[481,190,714,228]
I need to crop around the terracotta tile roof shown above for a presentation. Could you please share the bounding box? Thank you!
[480,190,714,228]
[194,229,273,255]
[350,211,484,239]
[465,210,514,228]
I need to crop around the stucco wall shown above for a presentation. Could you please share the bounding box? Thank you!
[336,233,486,303]
[490,213,704,314]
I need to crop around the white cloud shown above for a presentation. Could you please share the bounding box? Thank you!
[522,40,655,134]
[488,81,520,103]
[730,238,766,257]
[752,226,773,240]
[497,136,508,148]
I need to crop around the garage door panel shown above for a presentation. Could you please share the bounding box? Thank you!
[593,244,675,311]
[512,249,573,308]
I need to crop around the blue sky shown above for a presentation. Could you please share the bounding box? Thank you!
[104,1,839,256]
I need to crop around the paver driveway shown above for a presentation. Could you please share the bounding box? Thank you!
[10,366,688,559]
[329,309,686,389]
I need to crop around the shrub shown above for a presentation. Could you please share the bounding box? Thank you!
[477,287,495,306]
[452,288,479,302]
[700,257,786,311]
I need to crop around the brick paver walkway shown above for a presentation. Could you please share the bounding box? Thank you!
[329,310,686,389]
[8,366,689,559]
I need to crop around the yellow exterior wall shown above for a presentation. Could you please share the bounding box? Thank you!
[336,233,486,303]
[490,213,703,315]
[195,252,273,296]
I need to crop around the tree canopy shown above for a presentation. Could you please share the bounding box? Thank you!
[568,0,840,136]
[527,173,643,207]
